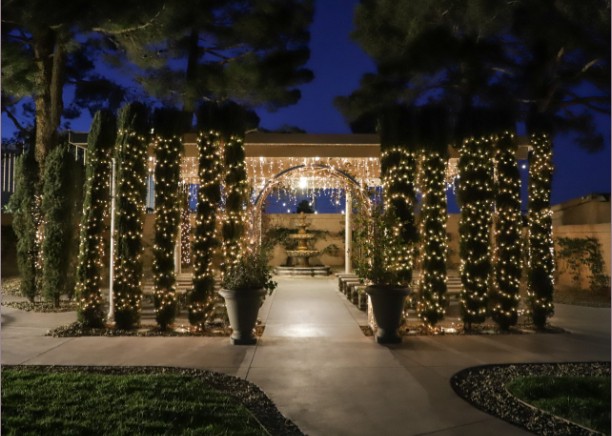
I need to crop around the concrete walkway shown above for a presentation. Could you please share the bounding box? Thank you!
[2,276,610,436]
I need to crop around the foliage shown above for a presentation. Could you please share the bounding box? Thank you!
[152,108,185,330]
[491,132,523,330]
[296,199,314,213]
[112,102,150,330]
[1,367,269,436]
[107,0,314,113]
[379,106,418,285]
[355,204,410,287]
[76,110,116,327]
[6,147,40,302]
[262,226,298,252]
[1,0,136,167]
[41,143,74,306]
[506,375,611,434]
[221,248,277,295]
[527,132,555,329]
[220,103,252,274]
[556,237,610,291]
[417,150,448,326]
[338,1,609,151]
[458,131,495,328]
[189,126,222,326]
[262,225,330,252]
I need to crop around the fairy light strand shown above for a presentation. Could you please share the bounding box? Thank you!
[527,132,555,328]
[112,103,149,330]
[458,135,494,329]
[416,150,448,326]
[75,110,115,327]
[491,131,522,330]
[152,123,183,330]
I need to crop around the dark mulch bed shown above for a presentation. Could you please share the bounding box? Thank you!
[360,321,565,337]
[2,300,79,313]
[451,361,611,436]
[47,321,265,338]
[2,365,304,436]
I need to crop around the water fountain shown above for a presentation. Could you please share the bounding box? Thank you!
[274,213,331,276]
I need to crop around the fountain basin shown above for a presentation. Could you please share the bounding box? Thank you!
[274,265,331,277]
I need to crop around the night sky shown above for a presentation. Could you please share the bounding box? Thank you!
[2,0,609,208]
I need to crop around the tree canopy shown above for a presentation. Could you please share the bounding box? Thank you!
[337,0,610,148]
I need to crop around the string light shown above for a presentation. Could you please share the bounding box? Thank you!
[458,135,494,329]
[416,150,448,326]
[180,185,192,266]
[189,130,222,328]
[380,145,418,284]
[527,132,555,328]
[75,110,115,328]
[112,103,149,330]
[152,122,183,330]
[491,131,522,330]
[221,135,248,274]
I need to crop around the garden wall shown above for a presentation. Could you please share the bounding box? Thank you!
[553,223,611,290]
[263,213,345,268]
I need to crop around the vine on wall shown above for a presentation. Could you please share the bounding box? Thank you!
[556,237,610,291]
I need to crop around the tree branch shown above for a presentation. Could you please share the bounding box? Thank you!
[93,6,165,35]
[2,106,29,134]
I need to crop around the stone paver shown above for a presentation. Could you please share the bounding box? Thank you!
[2,276,609,436]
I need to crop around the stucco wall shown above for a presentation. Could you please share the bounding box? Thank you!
[553,223,611,289]
[263,213,346,267]
[552,196,610,226]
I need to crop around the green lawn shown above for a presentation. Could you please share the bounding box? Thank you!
[506,375,611,434]
[2,367,269,435]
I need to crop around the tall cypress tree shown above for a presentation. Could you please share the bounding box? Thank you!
[152,108,185,330]
[491,131,522,330]
[457,111,495,329]
[189,105,223,327]
[527,115,555,329]
[41,143,73,306]
[7,146,40,302]
[416,106,449,327]
[378,106,418,285]
[76,110,116,327]
[113,102,149,330]
[220,103,255,275]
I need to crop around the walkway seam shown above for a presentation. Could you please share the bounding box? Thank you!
[20,337,77,365]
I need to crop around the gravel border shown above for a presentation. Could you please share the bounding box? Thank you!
[451,361,610,435]
[3,364,305,436]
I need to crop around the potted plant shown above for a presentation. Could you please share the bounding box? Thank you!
[219,247,277,345]
[356,205,412,344]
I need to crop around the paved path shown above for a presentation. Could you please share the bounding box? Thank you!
[2,276,610,435]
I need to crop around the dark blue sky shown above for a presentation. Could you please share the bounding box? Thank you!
[255,1,610,207]
[2,0,609,207]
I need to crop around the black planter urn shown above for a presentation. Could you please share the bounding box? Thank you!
[365,285,410,344]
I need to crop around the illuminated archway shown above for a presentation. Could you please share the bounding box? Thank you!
[248,163,373,273]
